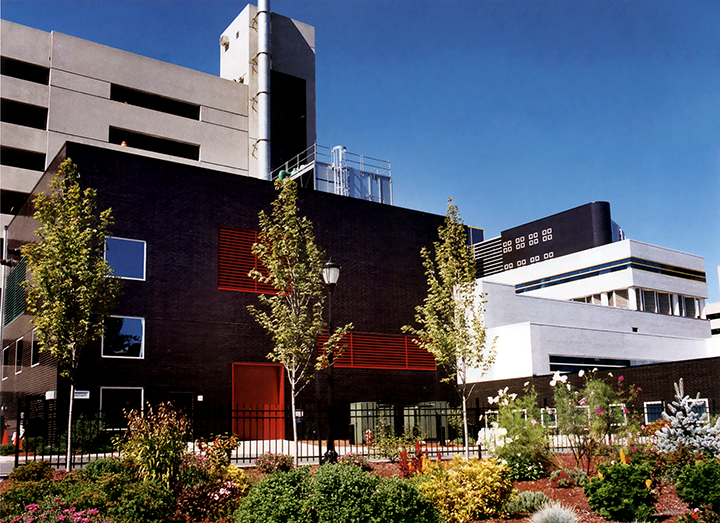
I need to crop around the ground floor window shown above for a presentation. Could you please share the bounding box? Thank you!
[644,401,663,425]
[100,387,144,430]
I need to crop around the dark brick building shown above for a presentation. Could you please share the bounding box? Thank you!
[1,142,455,438]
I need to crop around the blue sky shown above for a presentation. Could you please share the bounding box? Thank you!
[3,0,719,301]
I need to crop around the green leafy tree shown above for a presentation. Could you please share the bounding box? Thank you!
[248,178,352,463]
[404,199,495,459]
[22,159,123,470]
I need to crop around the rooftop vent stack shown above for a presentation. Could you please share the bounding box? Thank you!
[331,145,349,196]
[257,0,271,180]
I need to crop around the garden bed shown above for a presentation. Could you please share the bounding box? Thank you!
[367,455,689,523]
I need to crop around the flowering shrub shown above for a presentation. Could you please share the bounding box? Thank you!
[174,480,248,522]
[7,497,112,523]
[417,456,515,523]
[255,452,294,474]
[678,507,720,523]
[492,386,554,479]
[336,452,372,471]
[553,370,640,474]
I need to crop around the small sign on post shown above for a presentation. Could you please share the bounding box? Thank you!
[74,390,90,400]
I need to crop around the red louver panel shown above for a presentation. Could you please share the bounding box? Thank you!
[318,332,436,371]
[218,227,276,294]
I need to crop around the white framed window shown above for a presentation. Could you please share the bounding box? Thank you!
[14,338,24,374]
[100,387,144,430]
[102,316,145,359]
[609,403,627,426]
[31,329,40,367]
[541,407,557,428]
[644,401,663,425]
[692,398,709,419]
[105,237,146,280]
[2,345,9,380]
[482,410,499,429]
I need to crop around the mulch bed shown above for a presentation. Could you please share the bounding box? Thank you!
[367,454,689,523]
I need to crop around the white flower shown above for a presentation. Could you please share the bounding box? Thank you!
[578,369,585,377]
[592,367,598,373]
[523,381,530,387]
[550,380,557,387]
[608,372,613,377]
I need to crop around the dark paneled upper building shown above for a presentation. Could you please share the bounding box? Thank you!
[1,142,454,438]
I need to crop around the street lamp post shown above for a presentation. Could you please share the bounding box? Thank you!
[322,261,340,464]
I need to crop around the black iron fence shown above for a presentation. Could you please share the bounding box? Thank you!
[4,399,718,472]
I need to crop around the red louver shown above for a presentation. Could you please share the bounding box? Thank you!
[318,332,436,371]
[218,227,276,294]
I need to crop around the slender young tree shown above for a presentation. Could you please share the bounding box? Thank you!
[248,178,352,463]
[22,159,123,471]
[404,199,495,460]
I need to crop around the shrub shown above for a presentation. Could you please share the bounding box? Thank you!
[114,402,189,488]
[494,387,554,479]
[678,507,720,523]
[584,460,656,522]
[549,467,588,488]
[174,480,248,522]
[255,452,294,474]
[0,443,16,455]
[417,456,515,523]
[7,497,113,523]
[504,490,550,514]
[370,476,439,523]
[675,458,720,512]
[8,460,54,482]
[662,446,702,482]
[656,379,720,455]
[529,501,579,523]
[234,467,312,523]
[305,463,380,522]
[78,457,129,479]
[336,452,372,471]
[0,477,60,519]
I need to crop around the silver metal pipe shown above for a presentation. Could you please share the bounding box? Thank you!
[257,0,271,180]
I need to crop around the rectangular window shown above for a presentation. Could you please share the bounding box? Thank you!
[644,401,663,425]
[657,293,672,315]
[218,227,275,294]
[102,317,145,359]
[0,190,30,216]
[1,57,49,85]
[318,332,436,371]
[105,237,146,280]
[541,407,557,428]
[692,398,709,417]
[110,84,200,120]
[2,346,9,380]
[31,330,40,367]
[609,403,627,426]
[1,99,48,130]
[642,290,657,313]
[109,127,199,161]
[15,338,23,374]
[100,387,144,430]
[4,258,26,326]
[0,146,46,172]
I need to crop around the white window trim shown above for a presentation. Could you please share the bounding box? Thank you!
[643,401,663,425]
[609,403,627,426]
[2,345,9,380]
[105,236,147,281]
[101,316,145,359]
[15,337,23,374]
[693,398,710,420]
[100,386,145,431]
[31,329,40,368]
[541,407,557,428]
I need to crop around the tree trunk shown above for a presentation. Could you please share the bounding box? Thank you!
[462,388,470,461]
[66,382,74,472]
[291,386,298,465]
